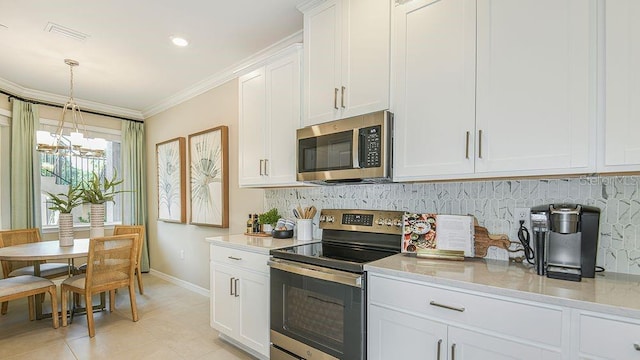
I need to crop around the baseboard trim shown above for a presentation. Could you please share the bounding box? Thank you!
[148,269,210,298]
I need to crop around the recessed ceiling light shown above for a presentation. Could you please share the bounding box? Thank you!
[171,36,189,47]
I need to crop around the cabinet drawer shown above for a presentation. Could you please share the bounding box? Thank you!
[579,313,640,359]
[369,275,563,347]
[210,245,269,274]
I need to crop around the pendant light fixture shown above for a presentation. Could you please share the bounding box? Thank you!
[36,59,107,158]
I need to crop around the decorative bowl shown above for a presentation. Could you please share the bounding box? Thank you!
[272,229,294,239]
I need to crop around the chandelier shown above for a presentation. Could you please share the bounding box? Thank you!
[36,59,107,158]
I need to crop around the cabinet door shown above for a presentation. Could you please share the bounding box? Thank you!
[578,313,640,360]
[369,305,448,360]
[303,0,342,126]
[265,50,301,185]
[601,0,640,171]
[237,269,270,357]
[448,326,557,360]
[392,0,476,181]
[475,0,594,175]
[238,68,267,186]
[211,262,237,336]
[339,0,390,118]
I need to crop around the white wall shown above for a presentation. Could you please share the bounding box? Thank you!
[145,79,264,289]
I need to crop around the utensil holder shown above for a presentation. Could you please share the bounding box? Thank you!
[296,219,313,242]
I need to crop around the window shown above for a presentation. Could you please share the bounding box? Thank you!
[40,135,122,229]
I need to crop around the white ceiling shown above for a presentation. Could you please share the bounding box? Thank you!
[0,0,306,119]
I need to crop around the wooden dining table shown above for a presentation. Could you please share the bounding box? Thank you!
[0,238,89,319]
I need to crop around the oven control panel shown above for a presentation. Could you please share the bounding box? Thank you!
[319,209,404,235]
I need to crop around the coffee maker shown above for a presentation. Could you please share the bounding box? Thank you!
[530,204,600,281]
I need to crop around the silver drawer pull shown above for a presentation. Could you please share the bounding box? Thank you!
[634,343,640,351]
[436,339,442,360]
[228,256,242,261]
[429,300,465,312]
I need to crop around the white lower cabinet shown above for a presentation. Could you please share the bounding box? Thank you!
[575,311,640,360]
[210,245,269,359]
[368,273,565,360]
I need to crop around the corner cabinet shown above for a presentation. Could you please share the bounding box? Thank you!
[368,273,566,360]
[210,244,270,359]
[600,0,640,172]
[238,45,302,187]
[299,0,390,126]
[392,0,595,182]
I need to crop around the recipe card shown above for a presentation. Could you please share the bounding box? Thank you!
[402,213,475,257]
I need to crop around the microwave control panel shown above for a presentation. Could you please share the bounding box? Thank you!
[360,125,381,168]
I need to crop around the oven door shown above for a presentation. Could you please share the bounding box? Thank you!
[269,259,365,360]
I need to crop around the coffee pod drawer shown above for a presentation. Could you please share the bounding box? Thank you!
[578,312,640,359]
[368,274,564,347]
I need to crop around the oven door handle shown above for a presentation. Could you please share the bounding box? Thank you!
[268,259,363,288]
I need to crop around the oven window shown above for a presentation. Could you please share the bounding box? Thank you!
[298,130,354,173]
[271,267,364,359]
[284,286,344,344]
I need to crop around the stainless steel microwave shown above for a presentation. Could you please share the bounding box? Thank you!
[296,111,393,183]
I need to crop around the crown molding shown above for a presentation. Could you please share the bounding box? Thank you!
[297,0,326,13]
[0,77,144,121]
[142,30,303,118]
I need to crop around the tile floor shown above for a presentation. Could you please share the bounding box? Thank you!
[0,274,255,360]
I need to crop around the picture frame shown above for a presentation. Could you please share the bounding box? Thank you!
[156,137,186,223]
[188,126,229,227]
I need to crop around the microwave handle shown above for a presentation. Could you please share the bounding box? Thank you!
[353,129,362,168]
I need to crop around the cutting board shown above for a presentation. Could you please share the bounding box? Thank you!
[473,218,512,258]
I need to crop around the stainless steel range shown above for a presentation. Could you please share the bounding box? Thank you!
[269,209,404,360]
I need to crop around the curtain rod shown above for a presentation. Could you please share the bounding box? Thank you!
[0,89,144,123]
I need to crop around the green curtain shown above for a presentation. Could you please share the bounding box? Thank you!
[121,120,149,272]
[10,100,40,229]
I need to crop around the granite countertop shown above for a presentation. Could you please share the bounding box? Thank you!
[365,253,640,319]
[205,234,319,255]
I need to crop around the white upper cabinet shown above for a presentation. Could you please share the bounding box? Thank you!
[392,0,477,180]
[393,0,595,182]
[238,45,302,187]
[301,0,390,126]
[475,0,595,175]
[600,0,640,172]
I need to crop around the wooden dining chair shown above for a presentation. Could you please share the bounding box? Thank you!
[113,225,146,295]
[0,275,59,328]
[61,234,139,337]
[0,228,73,315]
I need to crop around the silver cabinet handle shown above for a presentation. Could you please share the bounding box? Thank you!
[465,131,470,159]
[259,159,264,175]
[437,339,442,360]
[228,256,242,261]
[229,277,234,296]
[341,86,346,108]
[634,343,640,351]
[334,88,339,109]
[478,129,483,159]
[451,343,456,360]
[234,278,239,297]
[264,159,269,176]
[429,300,465,312]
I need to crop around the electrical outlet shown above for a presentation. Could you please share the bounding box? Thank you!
[180,249,185,260]
[514,207,531,231]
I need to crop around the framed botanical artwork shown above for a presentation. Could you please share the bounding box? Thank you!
[156,137,186,223]
[188,126,229,227]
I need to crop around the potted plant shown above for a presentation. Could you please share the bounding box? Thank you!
[46,183,82,246]
[81,170,125,238]
[258,208,280,233]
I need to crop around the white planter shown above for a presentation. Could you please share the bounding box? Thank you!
[90,203,105,238]
[58,213,74,247]
[262,224,273,233]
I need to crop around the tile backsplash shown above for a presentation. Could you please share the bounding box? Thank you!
[265,175,640,275]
